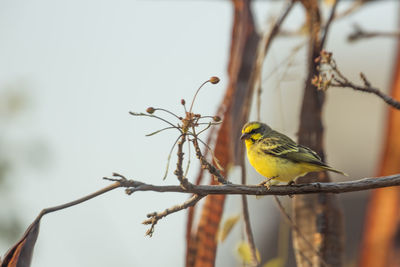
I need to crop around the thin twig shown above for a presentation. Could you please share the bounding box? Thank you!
[315,52,400,110]
[348,24,400,43]
[163,134,183,180]
[129,112,179,129]
[273,196,328,267]
[153,108,181,120]
[188,134,223,171]
[255,0,296,120]
[142,194,204,237]
[330,79,400,109]
[240,157,259,267]
[320,0,339,47]
[175,134,191,188]
[191,127,229,184]
[36,181,121,224]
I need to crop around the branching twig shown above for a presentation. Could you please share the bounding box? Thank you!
[191,128,229,185]
[314,51,400,110]
[110,173,400,235]
[142,194,204,237]
[348,24,400,43]
[175,133,191,189]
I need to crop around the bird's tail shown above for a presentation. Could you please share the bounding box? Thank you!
[322,165,348,177]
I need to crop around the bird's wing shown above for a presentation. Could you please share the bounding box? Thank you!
[260,131,324,165]
[259,132,299,156]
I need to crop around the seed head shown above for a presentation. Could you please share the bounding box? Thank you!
[146,107,155,114]
[213,116,221,122]
[209,76,220,84]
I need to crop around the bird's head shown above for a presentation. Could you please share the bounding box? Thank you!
[240,121,272,144]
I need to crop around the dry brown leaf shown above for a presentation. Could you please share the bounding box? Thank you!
[1,220,40,267]
[236,241,261,264]
[217,214,241,243]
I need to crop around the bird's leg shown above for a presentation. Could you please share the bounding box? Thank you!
[259,176,277,189]
[287,180,295,186]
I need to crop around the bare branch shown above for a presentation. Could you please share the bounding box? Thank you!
[331,76,400,109]
[191,127,229,185]
[320,0,339,47]
[175,134,192,189]
[118,174,400,196]
[314,51,400,110]
[142,194,204,237]
[240,158,259,267]
[255,0,296,119]
[112,174,400,236]
[111,172,400,238]
[348,24,400,42]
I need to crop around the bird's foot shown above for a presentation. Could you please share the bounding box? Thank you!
[259,176,277,190]
[287,180,295,186]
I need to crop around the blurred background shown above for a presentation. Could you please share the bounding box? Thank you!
[0,1,398,266]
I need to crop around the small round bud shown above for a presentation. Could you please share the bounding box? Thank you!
[213,116,221,122]
[146,107,155,114]
[209,76,220,84]
[181,99,186,105]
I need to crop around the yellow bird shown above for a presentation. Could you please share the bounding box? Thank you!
[240,121,346,184]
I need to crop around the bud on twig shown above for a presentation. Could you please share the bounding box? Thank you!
[209,76,220,84]
[213,116,221,122]
[181,99,186,105]
[146,107,155,114]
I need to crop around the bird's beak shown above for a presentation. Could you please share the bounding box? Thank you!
[240,133,250,140]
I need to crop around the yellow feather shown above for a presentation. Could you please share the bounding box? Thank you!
[242,121,347,183]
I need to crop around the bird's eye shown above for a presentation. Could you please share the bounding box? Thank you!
[248,128,257,134]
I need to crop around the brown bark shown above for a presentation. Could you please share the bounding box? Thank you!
[293,1,344,266]
[186,1,259,266]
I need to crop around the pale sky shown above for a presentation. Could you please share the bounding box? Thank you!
[0,1,398,266]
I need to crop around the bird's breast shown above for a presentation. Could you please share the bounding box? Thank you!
[246,146,311,182]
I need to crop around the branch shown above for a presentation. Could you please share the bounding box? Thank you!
[142,194,204,237]
[117,174,400,196]
[111,173,400,235]
[348,24,400,42]
[255,0,295,119]
[191,127,229,185]
[240,157,259,267]
[320,0,339,47]
[330,75,400,109]
[314,51,400,110]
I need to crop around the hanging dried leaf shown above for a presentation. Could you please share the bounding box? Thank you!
[236,241,261,264]
[262,257,284,267]
[1,220,40,267]
[217,214,241,243]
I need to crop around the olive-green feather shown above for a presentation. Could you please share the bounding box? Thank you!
[259,130,345,174]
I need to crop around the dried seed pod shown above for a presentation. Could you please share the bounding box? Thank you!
[209,76,220,84]
[146,107,155,114]
[213,116,221,122]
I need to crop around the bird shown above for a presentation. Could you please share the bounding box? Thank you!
[240,121,347,185]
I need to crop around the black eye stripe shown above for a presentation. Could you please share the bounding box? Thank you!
[249,128,259,134]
